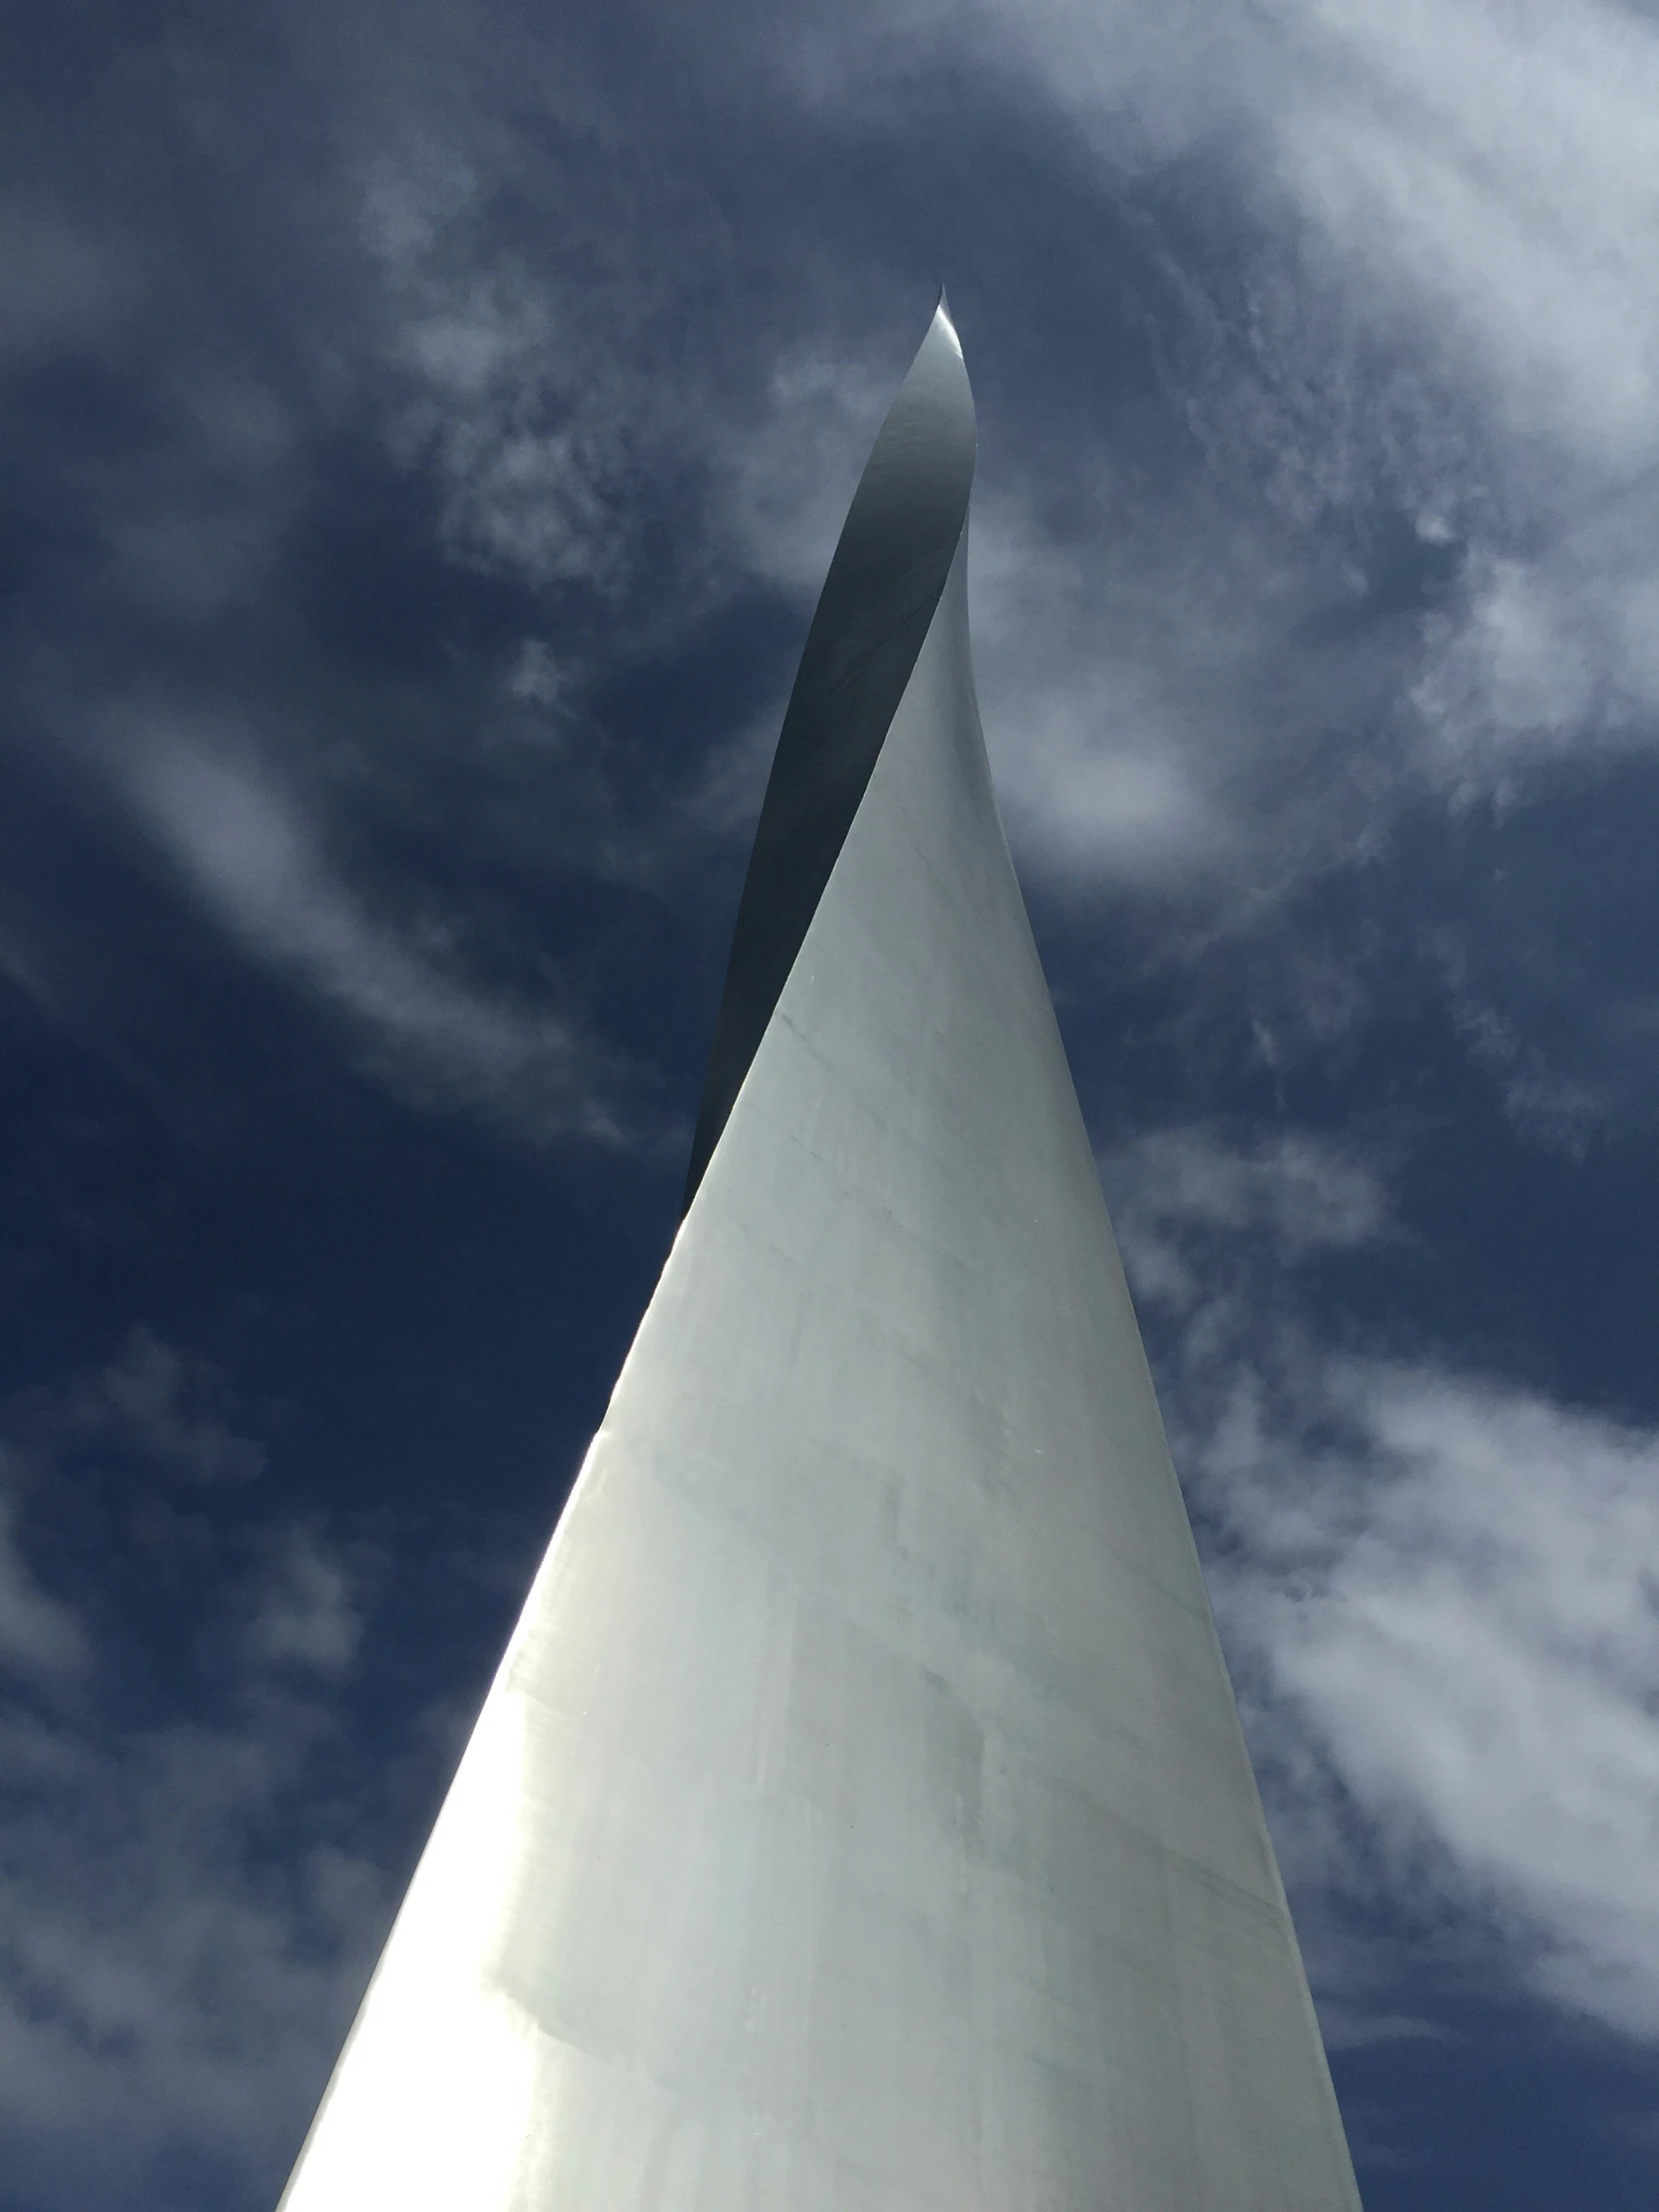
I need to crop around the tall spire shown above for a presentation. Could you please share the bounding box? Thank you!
[279,308,1361,2212]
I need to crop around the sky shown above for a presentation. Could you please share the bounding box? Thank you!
[3,0,1659,2203]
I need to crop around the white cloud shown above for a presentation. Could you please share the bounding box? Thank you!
[0,1369,411,2206]
[966,495,1241,882]
[1414,472,1659,781]
[119,732,628,1143]
[504,637,568,713]
[1110,1125,1659,2041]
[1101,1123,1394,1308]
[362,158,639,593]
[785,0,1251,169]
[959,0,1659,477]
[100,361,301,624]
[0,1654,390,2205]
[0,204,136,367]
[66,1327,268,1488]
[1265,0,1659,472]
[1201,1356,1659,2041]
[243,1525,363,1677]
[718,343,896,596]
[0,1481,88,1684]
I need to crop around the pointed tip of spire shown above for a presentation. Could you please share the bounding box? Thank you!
[681,287,978,1211]
[888,290,974,465]
[932,290,964,360]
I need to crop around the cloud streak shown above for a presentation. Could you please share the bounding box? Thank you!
[0,1479,89,1684]
[119,734,631,1145]
[1218,1356,1659,2042]
[0,1345,406,2210]
[1107,1124,1659,2046]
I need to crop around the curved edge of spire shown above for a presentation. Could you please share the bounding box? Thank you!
[683,301,977,1212]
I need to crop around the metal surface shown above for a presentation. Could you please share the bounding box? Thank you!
[278,305,1362,2211]
[684,297,976,1209]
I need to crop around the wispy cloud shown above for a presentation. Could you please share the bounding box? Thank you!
[0,1611,389,2204]
[53,1327,266,1488]
[1107,1122,1659,2045]
[0,1346,403,2205]
[1100,1122,1393,1307]
[1413,472,1659,785]
[242,1522,364,1677]
[362,157,643,594]
[1264,0,1659,473]
[0,1475,89,1683]
[967,491,1248,884]
[1157,0,1659,787]
[0,203,136,367]
[1209,1354,1659,2042]
[119,732,632,1144]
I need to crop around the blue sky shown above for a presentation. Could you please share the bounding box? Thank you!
[4,0,1659,2203]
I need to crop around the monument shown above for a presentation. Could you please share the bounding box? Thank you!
[278,302,1362,2209]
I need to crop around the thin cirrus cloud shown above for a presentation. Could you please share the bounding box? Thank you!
[0,1479,90,1682]
[1213,1355,1659,2045]
[974,0,1659,471]
[241,1522,365,1677]
[0,1336,400,2200]
[885,0,1659,811]
[1263,0,1659,469]
[965,492,1246,884]
[117,734,629,1145]
[1413,470,1659,781]
[0,1551,390,2203]
[1101,1125,1659,2045]
[361,158,645,596]
[1098,1123,1393,1288]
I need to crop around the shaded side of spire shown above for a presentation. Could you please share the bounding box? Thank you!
[683,301,975,1209]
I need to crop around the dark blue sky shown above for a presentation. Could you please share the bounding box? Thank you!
[4,1,1659,2204]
